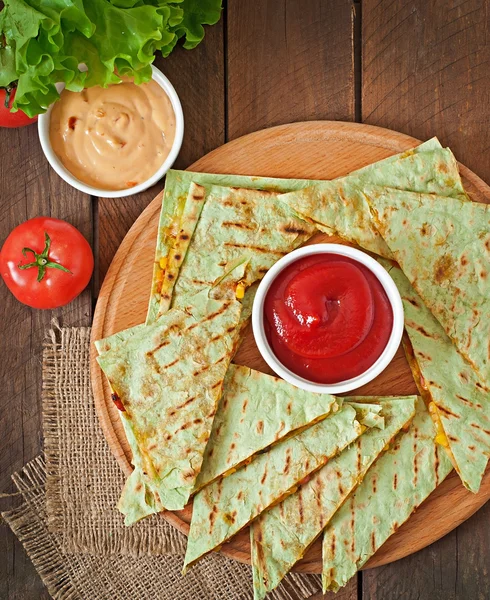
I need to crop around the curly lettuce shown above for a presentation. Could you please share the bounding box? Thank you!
[0,0,222,117]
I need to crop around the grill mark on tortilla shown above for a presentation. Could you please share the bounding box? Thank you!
[298,489,304,523]
[211,380,223,390]
[193,355,228,377]
[179,232,190,241]
[223,510,237,525]
[147,339,170,355]
[414,325,432,338]
[329,534,336,557]
[286,402,292,415]
[254,527,267,581]
[413,445,419,486]
[350,499,356,554]
[476,381,489,392]
[209,505,218,531]
[372,475,377,494]
[356,441,362,473]
[222,221,255,231]
[237,491,243,501]
[261,469,268,485]
[448,435,458,442]
[160,357,179,370]
[176,396,198,410]
[223,242,287,256]
[434,443,440,485]
[315,476,323,512]
[256,420,264,434]
[279,501,285,519]
[174,254,181,261]
[471,422,490,435]
[437,405,460,419]
[281,224,311,236]
[393,473,398,490]
[241,399,248,413]
[371,531,377,553]
[406,297,419,307]
[455,394,481,409]
[283,448,292,474]
[469,445,476,451]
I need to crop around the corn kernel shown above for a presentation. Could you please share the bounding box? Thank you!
[159,256,168,270]
[435,432,449,447]
[235,283,245,299]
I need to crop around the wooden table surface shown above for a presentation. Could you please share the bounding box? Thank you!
[1,1,489,599]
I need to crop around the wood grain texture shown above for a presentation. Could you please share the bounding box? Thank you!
[97,22,225,287]
[361,2,490,599]
[90,121,490,578]
[227,0,356,140]
[0,123,92,599]
[362,0,490,181]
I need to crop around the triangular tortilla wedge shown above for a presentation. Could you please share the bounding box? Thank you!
[146,139,456,322]
[276,145,465,259]
[96,295,243,511]
[380,260,490,493]
[116,364,342,524]
[154,182,316,320]
[195,364,342,491]
[367,189,490,383]
[183,403,371,571]
[250,396,417,600]
[322,397,453,592]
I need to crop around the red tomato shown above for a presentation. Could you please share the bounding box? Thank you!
[0,87,38,128]
[0,217,94,309]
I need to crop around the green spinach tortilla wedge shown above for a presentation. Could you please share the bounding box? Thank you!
[250,396,416,600]
[183,403,371,572]
[367,189,490,382]
[146,138,456,321]
[195,364,342,491]
[380,260,490,493]
[96,295,243,512]
[276,146,465,259]
[322,397,453,592]
[154,182,316,320]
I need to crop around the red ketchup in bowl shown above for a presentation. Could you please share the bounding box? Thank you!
[263,254,393,384]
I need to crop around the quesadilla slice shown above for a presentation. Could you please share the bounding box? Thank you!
[183,403,373,572]
[195,364,341,491]
[322,397,453,592]
[96,295,243,512]
[250,396,417,600]
[367,189,490,382]
[154,182,316,320]
[380,260,490,493]
[146,171,316,323]
[276,146,466,259]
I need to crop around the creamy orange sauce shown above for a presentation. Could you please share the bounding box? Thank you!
[49,79,176,190]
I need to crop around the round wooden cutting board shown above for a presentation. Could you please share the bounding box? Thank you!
[90,121,490,573]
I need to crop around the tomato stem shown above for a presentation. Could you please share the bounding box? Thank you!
[17,232,71,282]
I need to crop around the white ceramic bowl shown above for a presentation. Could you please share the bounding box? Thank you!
[38,65,184,198]
[252,244,404,394]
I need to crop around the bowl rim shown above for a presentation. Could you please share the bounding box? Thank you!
[37,64,184,198]
[251,243,404,394]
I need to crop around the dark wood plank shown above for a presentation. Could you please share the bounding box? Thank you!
[0,121,93,598]
[227,3,358,598]
[97,21,225,287]
[226,0,356,140]
[362,1,490,598]
[362,0,490,180]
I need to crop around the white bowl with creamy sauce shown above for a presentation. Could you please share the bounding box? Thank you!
[38,65,184,198]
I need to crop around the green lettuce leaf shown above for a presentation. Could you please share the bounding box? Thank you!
[0,0,222,117]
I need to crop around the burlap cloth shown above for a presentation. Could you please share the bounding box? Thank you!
[1,326,323,600]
